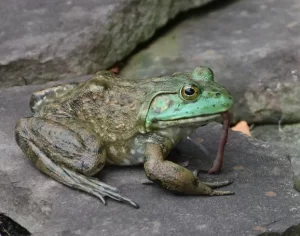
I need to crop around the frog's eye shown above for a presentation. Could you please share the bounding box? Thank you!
[180,84,200,100]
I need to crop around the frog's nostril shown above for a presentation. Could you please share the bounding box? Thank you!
[215,92,221,97]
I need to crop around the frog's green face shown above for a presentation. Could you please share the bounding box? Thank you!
[145,67,233,130]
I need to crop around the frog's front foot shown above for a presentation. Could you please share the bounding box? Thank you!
[202,179,233,188]
[201,180,234,195]
[144,143,234,196]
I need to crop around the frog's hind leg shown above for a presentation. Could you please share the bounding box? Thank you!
[30,83,79,113]
[15,117,139,208]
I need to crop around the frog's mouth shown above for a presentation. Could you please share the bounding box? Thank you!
[150,113,221,129]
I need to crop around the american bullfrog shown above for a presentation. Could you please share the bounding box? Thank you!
[15,67,233,208]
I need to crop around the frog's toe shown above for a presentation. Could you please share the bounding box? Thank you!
[92,191,107,205]
[100,189,139,209]
[210,190,234,196]
[79,180,139,208]
[91,188,139,208]
[76,173,120,193]
[141,179,155,185]
[202,179,234,188]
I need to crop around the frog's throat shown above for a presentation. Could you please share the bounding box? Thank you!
[145,113,221,131]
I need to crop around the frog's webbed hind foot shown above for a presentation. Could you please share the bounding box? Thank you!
[61,167,139,208]
[29,142,139,208]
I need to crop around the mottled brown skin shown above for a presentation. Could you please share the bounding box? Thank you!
[15,68,234,208]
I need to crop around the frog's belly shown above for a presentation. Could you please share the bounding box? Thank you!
[106,135,150,166]
[106,149,145,166]
[119,149,146,166]
[107,127,196,166]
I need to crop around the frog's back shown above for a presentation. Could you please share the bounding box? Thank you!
[29,83,79,114]
[33,72,149,143]
[32,72,112,116]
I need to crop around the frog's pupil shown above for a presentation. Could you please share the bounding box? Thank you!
[185,87,195,96]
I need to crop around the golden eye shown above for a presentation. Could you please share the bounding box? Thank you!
[180,84,200,100]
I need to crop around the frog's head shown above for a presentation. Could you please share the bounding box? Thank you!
[144,66,233,131]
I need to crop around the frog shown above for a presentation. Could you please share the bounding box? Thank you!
[15,66,234,208]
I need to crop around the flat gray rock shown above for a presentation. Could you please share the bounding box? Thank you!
[1,81,300,235]
[121,0,300,124]
[252,124,300,194]
[0,0,216,88]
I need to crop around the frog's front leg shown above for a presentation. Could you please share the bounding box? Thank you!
[144,143,234,196]
[15,117,138,208]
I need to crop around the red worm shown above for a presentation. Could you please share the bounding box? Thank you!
[208,112,230,174]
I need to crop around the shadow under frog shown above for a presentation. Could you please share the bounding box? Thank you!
[15,67,233,208]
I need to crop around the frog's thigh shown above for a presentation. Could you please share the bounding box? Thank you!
[15,117,105,176]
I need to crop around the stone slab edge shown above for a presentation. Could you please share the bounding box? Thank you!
[0,0,217,87]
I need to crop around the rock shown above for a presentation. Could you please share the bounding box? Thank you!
[252,123,300,194]
[258,223,300,236]
[0,213,31,236]
[121,0,300,124]
[0,0,218,88]
[0,80,300,235]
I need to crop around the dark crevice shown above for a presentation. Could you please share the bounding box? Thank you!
[0,213,31,236]
[117,0,240,70]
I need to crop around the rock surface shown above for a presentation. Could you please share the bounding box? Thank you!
[121,0,300,124]
[258,223,300,236]
[0,81,300,235]
[252,124,300,195]
[0,0,217,88]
